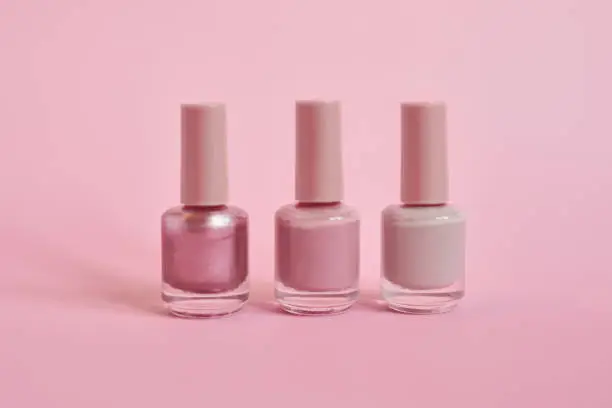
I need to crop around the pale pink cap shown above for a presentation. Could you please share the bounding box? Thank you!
[401,102,449,205]
[295,100,344,203]
[180,104,228,206]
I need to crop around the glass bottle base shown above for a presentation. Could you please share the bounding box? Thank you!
[275,282,358,315]
[162,282,249,318]
[381,278,463,315]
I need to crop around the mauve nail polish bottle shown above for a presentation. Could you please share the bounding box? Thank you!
[161,104,248,318]
[275,101,360,315]
[381,102,465,314]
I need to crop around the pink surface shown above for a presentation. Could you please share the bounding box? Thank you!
[0,0,610,406]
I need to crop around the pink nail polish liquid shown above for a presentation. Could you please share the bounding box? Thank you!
[162,205,248,317]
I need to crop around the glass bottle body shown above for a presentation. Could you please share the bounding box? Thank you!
[161,205,248,318]
[275,202,360,315]
[381,204,465,314]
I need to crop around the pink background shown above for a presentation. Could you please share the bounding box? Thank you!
[1,0,610,406]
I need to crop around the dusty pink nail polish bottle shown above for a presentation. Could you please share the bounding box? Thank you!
[275,101,360,315]
[161,104,248,318]
[381,102,465,314]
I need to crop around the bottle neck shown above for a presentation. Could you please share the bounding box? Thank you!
[401,202,446,208]
[182,204,227,211]
[296,201,342,209]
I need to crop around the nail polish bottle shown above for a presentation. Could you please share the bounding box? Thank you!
[161,104,248,318]
[275,101,360,315]
[381,102,465,314]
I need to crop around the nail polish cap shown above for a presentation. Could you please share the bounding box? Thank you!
[180,104,228,206]
[401,102,449,205]
[295,100,344,203]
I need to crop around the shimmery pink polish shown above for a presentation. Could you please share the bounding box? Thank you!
[275,101,360,315]
[162,206,248,293]
[161,104,249,318]
[381,102,466,314]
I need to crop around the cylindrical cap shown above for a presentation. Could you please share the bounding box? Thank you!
[295,101,344,203]
[180,104,228,206]
[401,102,449,205]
